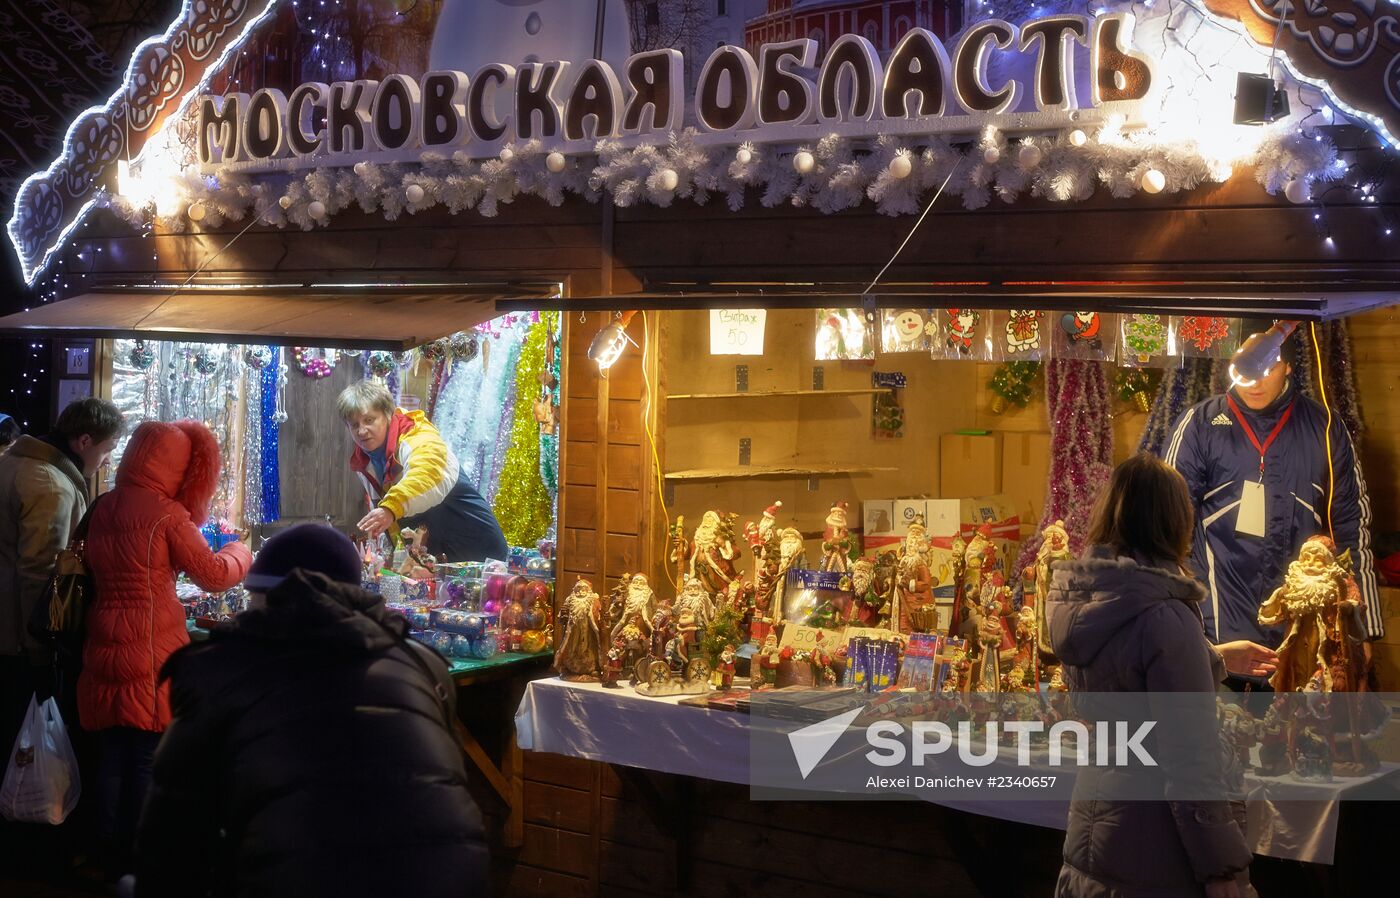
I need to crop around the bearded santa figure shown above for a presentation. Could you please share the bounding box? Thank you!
[892,519,933,633]
[771,527,808,621]
[1258,535,1369,695]
[675,576,716,630]
[689,510,739,596]
[849,558,885,626]
[820,501,854,573]
[610,573,657,642]
[1025,519,1071,658]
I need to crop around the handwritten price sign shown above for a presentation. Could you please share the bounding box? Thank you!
[709,309,767,356]
[779,623,846,652]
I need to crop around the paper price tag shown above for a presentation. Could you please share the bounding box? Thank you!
[778,624,846,651]
[709,309,766,356]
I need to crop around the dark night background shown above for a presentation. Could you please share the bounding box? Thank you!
[1,0,181,434]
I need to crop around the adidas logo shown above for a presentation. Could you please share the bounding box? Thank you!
[1211,414,1232,426]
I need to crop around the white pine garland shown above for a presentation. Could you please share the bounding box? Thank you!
[107,125,1344,231]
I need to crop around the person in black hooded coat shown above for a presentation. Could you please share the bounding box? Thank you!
[133,524,487,898]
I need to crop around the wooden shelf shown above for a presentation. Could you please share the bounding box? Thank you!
[667,388,886,401]
[664,464,897,482]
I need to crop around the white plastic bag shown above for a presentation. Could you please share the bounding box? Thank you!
[0,695,81,824]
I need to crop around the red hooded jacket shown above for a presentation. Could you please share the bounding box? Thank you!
[78,421,252,733]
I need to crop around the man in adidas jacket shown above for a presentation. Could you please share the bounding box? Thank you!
[1164,331,1381,685]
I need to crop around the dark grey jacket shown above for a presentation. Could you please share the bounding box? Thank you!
[1047,546,1253,898]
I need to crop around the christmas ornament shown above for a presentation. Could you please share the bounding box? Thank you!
[129,340,156,371]
[815,309,874,361]
[365,351,395,379]
[943,308,983,357]
[1001,310,1044,357]
[1061,311,1102,348]
[989,361,1040,413]
[1141,169,1166,193]
[1115,368,1160,413]
[187,202,206,222]
[880,309,934,353]
[1284,178,1311,204]
[1175,316,1237,356]
[872,372,906,439]
[307,200,327,219]
[1123,314,1169,364]
[1017,143,1042,168]
[420,339,450,365]
[545,151,567,173]
[293,346,338,378]
[888,152,913,180]
[1068,129,1088,147]
[405,183,425,204]
[450,332,480,362]
[192,348,219,375]
[793,150,815,174]
[243,345,273,370]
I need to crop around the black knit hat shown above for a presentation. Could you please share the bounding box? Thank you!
[245,523,362,591]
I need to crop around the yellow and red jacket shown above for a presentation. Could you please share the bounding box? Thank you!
[349,409,459,522]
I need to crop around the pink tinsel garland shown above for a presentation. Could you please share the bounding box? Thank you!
[1014,359,1115,605]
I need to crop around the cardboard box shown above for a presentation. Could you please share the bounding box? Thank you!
[864,498,961,556]
[1379,587,1400,646]
[940,432,1002,497]
[1000,431,1052,530]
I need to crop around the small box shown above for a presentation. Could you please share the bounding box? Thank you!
[1000,432,1052,528]
[863,499,899,554]
[894,499,931,534]
[940,432,1003,497]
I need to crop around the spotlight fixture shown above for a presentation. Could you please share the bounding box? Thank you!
[1233,72,1290,125]
[588,310,638,372]
[1229,320,1299,386]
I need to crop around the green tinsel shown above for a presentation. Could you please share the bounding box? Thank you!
[492,319,554,547]
[989,361,1041,409]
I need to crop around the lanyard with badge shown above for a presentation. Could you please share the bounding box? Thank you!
[1226,394,1294,538]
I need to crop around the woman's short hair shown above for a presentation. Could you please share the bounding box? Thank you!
[336,380,395,422]
[1089,452,1196,565]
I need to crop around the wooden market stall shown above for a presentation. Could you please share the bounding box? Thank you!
[3,0,1400,895]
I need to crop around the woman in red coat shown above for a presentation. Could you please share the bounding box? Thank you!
[78,420,252,868]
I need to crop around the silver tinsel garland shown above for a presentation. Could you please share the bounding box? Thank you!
[110,124,1343,233]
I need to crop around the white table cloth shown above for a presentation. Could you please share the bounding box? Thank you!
[515,678,1395,864]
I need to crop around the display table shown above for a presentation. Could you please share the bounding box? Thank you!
[515,678,1397,865]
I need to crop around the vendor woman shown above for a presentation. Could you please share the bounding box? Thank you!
[1164,324,1382,685]
[339,380,509,563]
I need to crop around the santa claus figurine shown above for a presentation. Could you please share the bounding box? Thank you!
[689,510,739,596]
[715,644,737,689]
[892,518,933,634]
[771,527,807,621]
[820,501,854,573]
[610,574,656,642]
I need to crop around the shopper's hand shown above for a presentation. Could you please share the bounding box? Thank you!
[1217,640,1279,678]
[1204,878,1241,898]
[358,507,395,539]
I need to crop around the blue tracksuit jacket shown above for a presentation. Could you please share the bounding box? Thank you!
[1163,384,1381,646]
